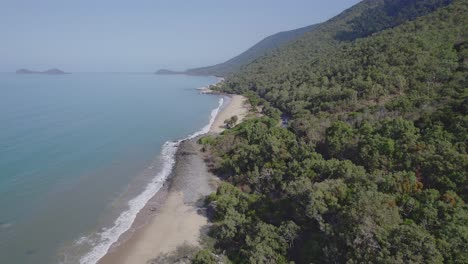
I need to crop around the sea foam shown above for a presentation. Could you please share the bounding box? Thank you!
[78,97,224,264]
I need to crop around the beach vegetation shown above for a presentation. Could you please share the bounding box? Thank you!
[199,136,216,152]
[224,115,239,129]
[148,243,199,264]
[193,250,217,264]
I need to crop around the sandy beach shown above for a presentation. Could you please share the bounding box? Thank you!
[210,95,248,133]
[98,94,247,264]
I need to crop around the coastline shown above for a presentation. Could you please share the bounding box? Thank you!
[210,95,247,133]
[197,77,225,94]
[97,92,248,264]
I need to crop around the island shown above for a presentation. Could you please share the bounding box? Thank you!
[154,69,183,75]
[16,68,69,75]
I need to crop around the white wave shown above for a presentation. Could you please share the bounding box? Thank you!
[187,97,223,139]
[78,97,224,264]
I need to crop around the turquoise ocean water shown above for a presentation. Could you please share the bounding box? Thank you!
[0,73,221,264]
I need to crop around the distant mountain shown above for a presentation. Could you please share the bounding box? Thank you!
[156,24,318,77]
[168,0,454,78]
[186,24,318,76]
[16,68,69,75]
[222,0,457,98]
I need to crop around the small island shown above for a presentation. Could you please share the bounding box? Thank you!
[154,69,183,75]
[16,68,69,75]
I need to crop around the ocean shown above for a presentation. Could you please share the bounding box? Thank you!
[0,73,221,264]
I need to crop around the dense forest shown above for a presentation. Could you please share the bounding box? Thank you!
[195,0,467,263]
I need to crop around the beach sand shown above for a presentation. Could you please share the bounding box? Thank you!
[210,95,248,133]
[98,94,247,264]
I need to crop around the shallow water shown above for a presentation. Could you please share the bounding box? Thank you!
[0,73,219,264]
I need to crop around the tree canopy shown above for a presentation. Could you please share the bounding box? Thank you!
[197,0,467,263]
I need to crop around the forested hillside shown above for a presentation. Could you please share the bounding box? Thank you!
[184,25,317,76]
[196,0,467,263]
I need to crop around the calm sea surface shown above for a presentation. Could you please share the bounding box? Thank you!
[0,73,220,263]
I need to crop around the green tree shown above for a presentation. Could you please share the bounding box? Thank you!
[193,250,217,264]
[224,115,239,129]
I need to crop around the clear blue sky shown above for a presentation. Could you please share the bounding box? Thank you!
[1,0,360,72]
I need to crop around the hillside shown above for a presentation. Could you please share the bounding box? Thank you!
[194,0,467,263]
[164,0,453,78]
[156,24,317,77]
[184,24,317,76]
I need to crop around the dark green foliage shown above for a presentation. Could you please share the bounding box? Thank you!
[220,0,462,118]
[383,224,443,263]
[325,121,355,159]
[339,0,454,40]
[193,250,217,264]
[202,0,468,263]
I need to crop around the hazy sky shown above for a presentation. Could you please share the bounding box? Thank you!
[1,0,360,72]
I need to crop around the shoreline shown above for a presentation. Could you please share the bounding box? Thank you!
[97,92,248,264]
[210,95,247,133]
[197,77,224,94]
